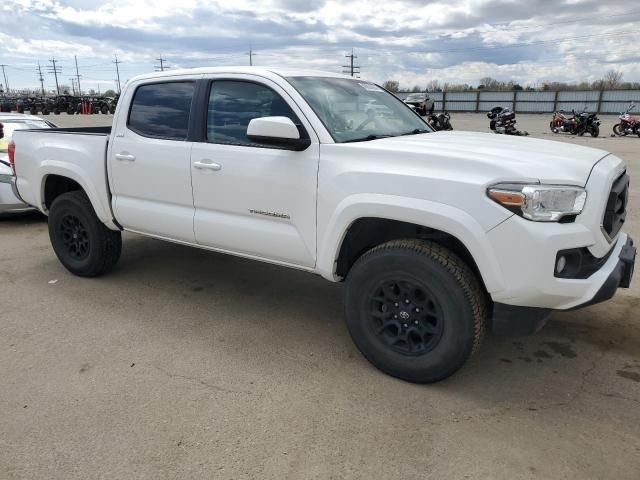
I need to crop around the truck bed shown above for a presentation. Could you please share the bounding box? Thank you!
[12,126,115,226]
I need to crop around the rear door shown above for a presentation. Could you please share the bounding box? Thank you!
[109,80,197,242]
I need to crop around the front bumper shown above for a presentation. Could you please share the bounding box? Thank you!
[491,236,636,335]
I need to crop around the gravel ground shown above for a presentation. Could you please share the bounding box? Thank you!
[1,113,639,480]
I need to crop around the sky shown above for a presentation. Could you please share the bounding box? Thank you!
[0,0,638,93]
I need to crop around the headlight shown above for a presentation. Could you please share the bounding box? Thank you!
[487,184,587,222]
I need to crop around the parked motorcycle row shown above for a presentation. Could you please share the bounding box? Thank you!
[0,93,119,116]
[550,109,600,137]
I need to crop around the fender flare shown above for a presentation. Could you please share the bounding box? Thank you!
[316,194,505,293]
[38,161,119,230]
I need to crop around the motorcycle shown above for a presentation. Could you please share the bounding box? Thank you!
[487,106,528,136]
[550,109,600,137]
[613,103,640,137]
[427,111,452,131]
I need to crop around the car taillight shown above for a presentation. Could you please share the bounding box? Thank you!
[8,140,15,174]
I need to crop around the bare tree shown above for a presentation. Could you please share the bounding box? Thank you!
[425,80,441,92]
[382,80,400,93]
[603,69,624,89]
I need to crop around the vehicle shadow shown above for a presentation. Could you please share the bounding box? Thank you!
[0,210,47,225]
[77,233,640,405]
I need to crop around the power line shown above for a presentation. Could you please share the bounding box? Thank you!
[47,57,61,95]
[342,48,361,77]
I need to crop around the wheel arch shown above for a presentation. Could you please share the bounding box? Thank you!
[40,168,119,230]
[317,195,505,294]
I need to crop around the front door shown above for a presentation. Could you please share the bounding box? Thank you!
[190,78,319,267]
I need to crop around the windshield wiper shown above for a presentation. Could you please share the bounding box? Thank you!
[398,128,430,136]
[342,134,393,143]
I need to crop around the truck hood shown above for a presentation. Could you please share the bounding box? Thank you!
[345,130,609,186]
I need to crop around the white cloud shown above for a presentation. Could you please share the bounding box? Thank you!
[0,0,637,92]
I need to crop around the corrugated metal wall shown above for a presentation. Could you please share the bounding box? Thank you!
[395,90,640,113]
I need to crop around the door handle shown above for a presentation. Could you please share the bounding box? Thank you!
[115,153,136,162]
[193,160,222,171]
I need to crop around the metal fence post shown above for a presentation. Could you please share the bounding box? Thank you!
[512,90,517,112]
[597,90,604,114]
[553,90,558,112]
[442,91,446,112]
[475,90,480,113]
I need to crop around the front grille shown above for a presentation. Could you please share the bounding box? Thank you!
[603,172,629,238]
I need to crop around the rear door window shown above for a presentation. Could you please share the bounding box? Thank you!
[128,82,194,140]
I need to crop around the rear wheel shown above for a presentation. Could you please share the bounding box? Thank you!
[345,239,487,383]
[48,191,122,277]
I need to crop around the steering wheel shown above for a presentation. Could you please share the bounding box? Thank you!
[355,110,376,131]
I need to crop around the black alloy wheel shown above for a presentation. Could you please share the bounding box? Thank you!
[59,214,90,260]
[368,279,445,356]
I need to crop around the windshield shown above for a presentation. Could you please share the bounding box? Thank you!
[286,76,431,143]
[0,120,51,151]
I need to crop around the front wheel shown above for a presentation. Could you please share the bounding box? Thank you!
[590,125,600,137]
[48,191,122,277]
[345,239,487,383]
[613,124,625,136]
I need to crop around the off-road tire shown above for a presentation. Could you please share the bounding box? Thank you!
[48,191,121,277]
[345,239,487,383]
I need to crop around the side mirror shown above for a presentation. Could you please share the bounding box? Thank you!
[247,116,311,151]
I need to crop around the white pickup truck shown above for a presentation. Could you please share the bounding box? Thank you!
[6,67,635,382]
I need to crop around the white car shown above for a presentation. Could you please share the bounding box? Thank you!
[8,67,635,382]
[0,113,55,214]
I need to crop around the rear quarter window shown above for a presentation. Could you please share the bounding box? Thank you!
[127,82,194,140]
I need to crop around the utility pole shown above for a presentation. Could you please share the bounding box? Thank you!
[37,63,45,97]
[69,78,76,96]
[48,57,61,95]
[154,56,168,72]
[74,55,82,96]
[113,55,122,94]
[246,46,256,66]
[342,49,360,77]
[0,64,9,92]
